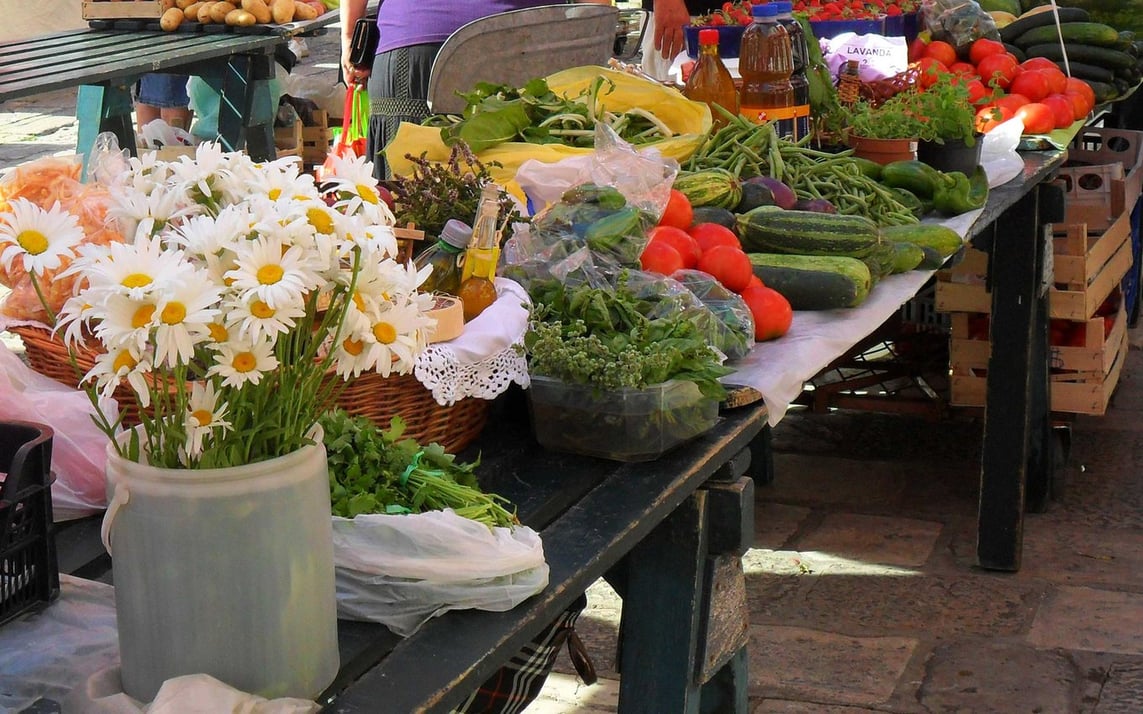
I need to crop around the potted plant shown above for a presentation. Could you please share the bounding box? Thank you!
[844,92,926,165]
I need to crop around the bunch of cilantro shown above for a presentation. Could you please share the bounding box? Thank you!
[319,410,517,529]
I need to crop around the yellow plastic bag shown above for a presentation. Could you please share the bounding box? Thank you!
[384,67,712,197]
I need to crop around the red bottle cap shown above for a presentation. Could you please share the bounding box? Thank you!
[698,28,720,45]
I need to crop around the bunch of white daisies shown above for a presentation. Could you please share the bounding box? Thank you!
[0,143,436,468]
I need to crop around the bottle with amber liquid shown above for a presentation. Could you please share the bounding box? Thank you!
[683,28,738,128]
[413,219,471,296]
[739,3,795,135]
[458,184,501,322]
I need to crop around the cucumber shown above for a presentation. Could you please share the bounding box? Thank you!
[1023,42,1137,69]
[1000,6,1090,43]
[864,242,897,281]
[746,253,873,310]
[1003,43,1027,63]
[1048,60,1114,84]
[890,241,926,273]
[1014,22,1122,50]
[916,245,945,270]
[737,207,882,258]
[879,223,964,261]
[691,206,738,232]
[1087,80,1120,103]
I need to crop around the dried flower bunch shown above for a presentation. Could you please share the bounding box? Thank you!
[0,144,436,469]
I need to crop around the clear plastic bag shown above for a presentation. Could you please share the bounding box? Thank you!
[921,0,1000,54]
[331,509,549,637]
[669,269,756,360]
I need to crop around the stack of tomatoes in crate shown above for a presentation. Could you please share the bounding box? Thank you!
[934,127,1142,416]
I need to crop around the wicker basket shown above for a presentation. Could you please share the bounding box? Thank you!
[10,325,152,426]
[332,371,490,454]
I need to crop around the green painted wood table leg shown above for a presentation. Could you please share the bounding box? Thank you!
[216,52,276,161]
[76,84,135,171]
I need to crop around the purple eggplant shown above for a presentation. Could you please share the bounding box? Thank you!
[743,176,797,210]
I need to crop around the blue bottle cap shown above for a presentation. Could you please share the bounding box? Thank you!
[753,3,779,18]
[772,1,793,13]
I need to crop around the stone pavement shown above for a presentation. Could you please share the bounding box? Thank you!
[6,23,1143,714]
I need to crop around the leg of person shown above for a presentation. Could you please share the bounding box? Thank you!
[135,73,191,131]
[365,43,440,181]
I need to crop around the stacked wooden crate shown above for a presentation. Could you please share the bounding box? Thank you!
[935,128,1142,415]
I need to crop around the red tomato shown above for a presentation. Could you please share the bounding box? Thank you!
[1063,89,1093,120]
[976,104,1013,133]
[923,40,958,67]
[640,239,685,275]
[1041,93,1077,130]
[687,222,741,253]
[1039,67,1068,95]
[994,93,1030,113]
[744,274,765,291]
[908,36,929,63]
[658,188,694,230]
[739,285,793,341]
[1008,70,1050,102]
[949,61,977,78]
[965,79,989,106]
[976,53,1018,90]
[917,57,948,88]
[1020,57,1059,73]
[969,38,1006,66]
[1015,102,1057,134]
[647,226,702,268]
[1065,77,1096,107]
[697,245,754,293]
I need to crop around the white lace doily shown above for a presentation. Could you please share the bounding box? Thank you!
[414,278,531,406]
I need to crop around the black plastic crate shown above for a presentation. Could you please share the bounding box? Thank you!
[0,421,59,627]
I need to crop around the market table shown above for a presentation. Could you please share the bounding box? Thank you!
[0,18,335,162]
[28,393,766,713]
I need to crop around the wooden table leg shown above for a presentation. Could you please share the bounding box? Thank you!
[76,83,135,169]
[215,51,277,161]
[977,183,1054,571]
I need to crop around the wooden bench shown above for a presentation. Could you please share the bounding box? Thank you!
[0,20,333,163]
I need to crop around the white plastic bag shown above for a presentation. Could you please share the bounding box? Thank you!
[820,32,908,83]
[0,346,113,519]
[331,509,549,637]
[981,116,1025,188]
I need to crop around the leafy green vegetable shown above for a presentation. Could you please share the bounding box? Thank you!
[319,410,517,529]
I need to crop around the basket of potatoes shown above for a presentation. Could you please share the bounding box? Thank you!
[159,0,327,31]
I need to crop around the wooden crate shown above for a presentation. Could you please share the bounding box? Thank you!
[935,208,1133,321]
[947,294,1129,415]
[82,0,165,20]
[1056,127,1143,232]
[273,121,304,160]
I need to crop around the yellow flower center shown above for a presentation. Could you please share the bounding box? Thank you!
[268,188,282,200]
[16,229,48,255]
[373,321,397,344]
[357,185,379,205]
[352,291,366,312]
[233,351,257,373]
[342,337,364,356]
[122,273,152,289]
[132,304,156,328]
[112,350,137,373]
[208,322,229,343]
[190,409,214,427]
[161,301,186,325]
[256,264,284,285]
[307,207,335,234]
[251,300,275,319]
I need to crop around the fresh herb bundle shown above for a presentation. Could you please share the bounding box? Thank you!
[320,409,517,529]
[523,275,733,400]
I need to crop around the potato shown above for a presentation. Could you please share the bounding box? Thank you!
[226,8,256,25]
[160,6,184,30]
[182,1,203,20]
[291,0,318,20]
[196,1,217,22]
[175,0,196,9]
[240,0,272,23]
[161,0,177,10]
[269,0,294,24]
[209,1,236,22]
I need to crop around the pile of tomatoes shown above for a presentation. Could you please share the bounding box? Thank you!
[910,36,1097,135]
[639,189,793,342]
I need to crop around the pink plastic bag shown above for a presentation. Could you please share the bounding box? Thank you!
[0,346,113,520]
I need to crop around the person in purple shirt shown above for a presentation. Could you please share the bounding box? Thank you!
[340,0,608,180]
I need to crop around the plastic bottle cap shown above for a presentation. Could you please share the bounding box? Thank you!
[439,219,473,250]
[753,3,779,17]
[772,0,793,13]
[698,28,720,45]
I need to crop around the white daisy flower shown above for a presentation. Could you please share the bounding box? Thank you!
[223,291,306,343]
[330,323,374,379]
[181,381,232,462]
[91,292,163,354]
[65,230,188,300]
[208,337,279,388]
[356,297,436,377]
[152,271,224,368]
[248,156,320,204]
[0,199,85,276]
[225,236,323,309]
[83,344,154,409]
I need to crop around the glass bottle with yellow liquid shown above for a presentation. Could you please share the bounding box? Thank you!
[683,28,738,128]
[458,184,501,322]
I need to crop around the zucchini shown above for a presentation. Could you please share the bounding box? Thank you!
[1048,60,1114,84]
[916,245,945,270]
[1014,22,1121,50]
[879,223,963,261]
[736,207,882,258]
[673,168,742,210]
[864,242,897,281]
[890,241,926,273]
[746,253,873,310]
[1003,43,1027,63]
[1023,42,1137,69]
[1087,80,1120,103]
[999,6,1089,44]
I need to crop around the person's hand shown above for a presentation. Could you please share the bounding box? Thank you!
[653,0,690,62]
[344,61,371,85]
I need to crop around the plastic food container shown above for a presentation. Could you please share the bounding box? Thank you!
[527,376,720,462]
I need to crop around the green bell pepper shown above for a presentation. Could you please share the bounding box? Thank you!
[932,167,989,216]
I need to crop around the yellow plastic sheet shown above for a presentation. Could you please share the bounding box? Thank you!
[384,66,712,196]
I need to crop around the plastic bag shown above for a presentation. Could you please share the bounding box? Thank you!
[0,346,114,520]
[980,116,1026,188]
[669,269,755,360]
[138,119,196,150]
[920,0,1000,54]
[318,84,369,181]
[331,509,549,637]
[280,72,346,121]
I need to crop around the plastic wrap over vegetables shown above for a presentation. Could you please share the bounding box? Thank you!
[921,0,1000,55]
[668,269,755,360]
